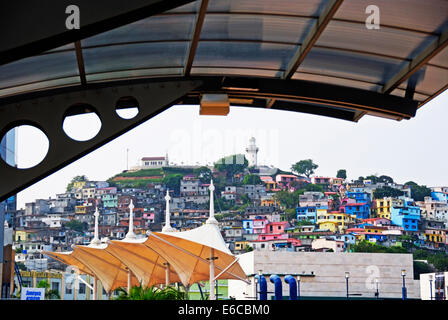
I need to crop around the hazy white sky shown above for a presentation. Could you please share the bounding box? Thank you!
[12,89,448,210]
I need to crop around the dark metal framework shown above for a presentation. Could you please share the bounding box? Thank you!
[0,79,203,202]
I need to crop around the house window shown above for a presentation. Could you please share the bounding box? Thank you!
[79,283,86,294]
[51,282,59,292]
[66,287,72,295]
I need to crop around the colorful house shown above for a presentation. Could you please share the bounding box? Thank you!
[265,221,290,234]
[296,206,318,223]
[391,198,421,232]
[316,210,353,232]
[343,202,371,219]
[374,197,403,219]
[431,191,448,203]
[242,219,254,234]
[102,194,118,208]
[346,191,370,203]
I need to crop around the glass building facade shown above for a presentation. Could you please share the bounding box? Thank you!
[0,128,17,220]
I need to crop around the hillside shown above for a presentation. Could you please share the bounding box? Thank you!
[107,167,196,188]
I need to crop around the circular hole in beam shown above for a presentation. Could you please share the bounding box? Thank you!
[63,104,102,141]
[115,96,139,120]
[1,124,49,169]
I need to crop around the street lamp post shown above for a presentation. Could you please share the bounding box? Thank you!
[375,278,379,299]
[256,270,262,300]
[345,272,350,300]
[429,274,433,300]
[401,269,407,300]
[297,276,301,300]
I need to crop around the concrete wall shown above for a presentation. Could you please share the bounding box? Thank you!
[228,251,420,300]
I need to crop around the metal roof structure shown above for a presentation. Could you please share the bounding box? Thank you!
[0,0,447,201]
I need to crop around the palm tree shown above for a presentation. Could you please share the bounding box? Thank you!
[37,280,61,300]
[115,285,186,300]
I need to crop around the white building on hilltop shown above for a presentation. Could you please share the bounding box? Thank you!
[136,154,169,170]
[246,137,259,167]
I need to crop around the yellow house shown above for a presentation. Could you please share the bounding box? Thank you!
[73,181,87,190]
[374,197,403,219]
[82,187,96,199]
[14,229,37,242]
[261,198,276,207]
[234,241,249,252]
[317,209,353,232]
[75,206,87,214]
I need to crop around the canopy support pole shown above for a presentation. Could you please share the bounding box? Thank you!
[213,257,239,282]
[93,276,97,301]
[165,263,170,287]
[209,248,216,300]
[127,269,131,293]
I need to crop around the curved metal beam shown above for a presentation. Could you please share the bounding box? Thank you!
[0,79,203,202]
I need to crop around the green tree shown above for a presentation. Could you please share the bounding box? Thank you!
[64,220,88,232]
[373,186,405,199]
[243,174,262,185]
[240,194,252,205]
[244,245,254,253]
[365,175,379,184]
[336,169,347,180]
[378,175,394,184]
[66,175,88,192]
[273,191,300,209]
[115,285,186,300]
[404,181,431,201]
[37,280,60,300]
[303,184,324,192]
[413,261,433,280]
[194,166,213,183]
[162,174,183,195]
[214,154,248,181]
[291,159,318,178]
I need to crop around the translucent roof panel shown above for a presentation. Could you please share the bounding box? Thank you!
[0,49,79,93]
[82,42,189,77]
[334,0,448,34]
[207,0,330,17]
[292,72,381,92]
[399,65,448,96]
[201,14,314,44]
[192,41,297,72]
[82,15,196,47]
[316,20,439,60]
[428,46,448,69]
[297,47,408,84]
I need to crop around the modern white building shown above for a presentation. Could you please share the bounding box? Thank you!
[420,272,447,300]
[228,251,420,300]
[245,137,259,167]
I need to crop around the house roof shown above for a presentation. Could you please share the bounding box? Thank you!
[141,157,166,161]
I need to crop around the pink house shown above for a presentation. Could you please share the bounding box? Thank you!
[265,221,290,234]
[256,233,289,241]
[143,212,155,224]
[253,218,269,234]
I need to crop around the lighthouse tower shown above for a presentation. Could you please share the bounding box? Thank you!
[246,137,259,167]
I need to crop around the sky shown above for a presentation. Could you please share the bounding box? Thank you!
[8,89,448,210]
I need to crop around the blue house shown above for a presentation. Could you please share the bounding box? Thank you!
[242,219,254,234]
[343,202,370,219]
[363,233,388,243]
[431,191,448,203]
[391,198,420,231]
[346,191,370,203]
[296,206,324,223]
